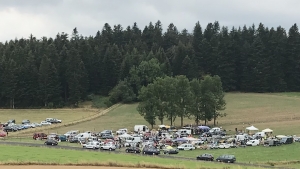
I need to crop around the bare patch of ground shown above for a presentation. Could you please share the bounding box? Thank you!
[0,166,153,169]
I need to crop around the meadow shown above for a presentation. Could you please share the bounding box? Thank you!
[0,105,100,126]
[37,92,300,136]
[0,145,262,169]
[2,92,300,168]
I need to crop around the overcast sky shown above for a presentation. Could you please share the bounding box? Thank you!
[0,0,299,42]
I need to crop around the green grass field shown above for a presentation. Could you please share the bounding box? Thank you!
[2,92,300,168]
[0,145,266,169]
[176,144,300,165]
[40,93,300,136]
[0,108,100,125]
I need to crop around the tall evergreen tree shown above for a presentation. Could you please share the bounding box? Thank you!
[38,55,61,107]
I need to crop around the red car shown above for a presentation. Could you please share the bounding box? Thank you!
[0,131,7,137]
[33,133,47,140]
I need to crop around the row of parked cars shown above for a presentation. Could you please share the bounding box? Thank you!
[3,118,62,132]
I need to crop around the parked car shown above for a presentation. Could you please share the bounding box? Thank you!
[264,139,281,146]
[59,135,67,142]
[216,155,236,163]
[163,147,179,154]
[0,131,7,137]
[22,119,30,124]
[218,143,231,149]
[84,141,101,149]
[280,136,293,144]
[53,119,62,123]
[41,121,51,126]
[246,140,260,146]
[44,139,58,146]
[32,123,42,127]
[101,134,114,139]
[196,153,214,161]
[48,133,59,140]
[100,143,116,151]
[177,144,195,150]
[64,130,79,138]
[69,137,79,143]
[142,146,160,155]
[99,130,112,136]
[4,126,17,132]
[23,123,32,129]
[6,119,15,125]
[125,147,141,153]
[116,128,128,135]
[33,133,47,140]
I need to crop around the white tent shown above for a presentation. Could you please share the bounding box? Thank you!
[246,126,259,131]
[118,133,133,140]
[262,128,273,133]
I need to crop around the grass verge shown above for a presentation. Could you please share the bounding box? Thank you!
[0,145,263,169]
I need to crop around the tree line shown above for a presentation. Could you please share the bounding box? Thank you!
[0,21,299,108]
[137,75,225,128]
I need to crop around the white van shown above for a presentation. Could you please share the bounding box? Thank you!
[125,136,142,146]
[246,140,260,146]
[254,132,265,137]
[75,133,91,141]
[134,125,149,133]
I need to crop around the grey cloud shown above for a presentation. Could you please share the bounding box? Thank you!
[0,0,299,41]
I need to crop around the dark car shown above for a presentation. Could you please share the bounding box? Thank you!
[59,135,67,142]
[196,153,214,161]
[216,155,236,163]
[142,146,160,155]
[44,139,58,146]
[280,137,293,144]
[22,119,30,124]
[101,134,114,139]
[125,147,141,154]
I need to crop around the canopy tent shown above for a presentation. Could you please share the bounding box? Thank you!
[198,126,210,129]
[262,128,273,133]
[246,126,259,131]
[118,133,133,139]
[276,135,286,139]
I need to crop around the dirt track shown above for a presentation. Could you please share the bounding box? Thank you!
[0,166,153,169]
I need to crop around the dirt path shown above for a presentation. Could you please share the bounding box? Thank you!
[0,166,153,169]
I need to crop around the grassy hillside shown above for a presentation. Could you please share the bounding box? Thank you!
[3,93,300,135]
[41,93,300,136]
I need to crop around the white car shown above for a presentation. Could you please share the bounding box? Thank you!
[33,123,42,127]
[41,121,51,126]
[100,143,116,151]
[218,143,231,149]
[23,123,32,128]
[177,144,196,150]
[83,141,101,149]
[116,128,128,135]
[246,140,260,146]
